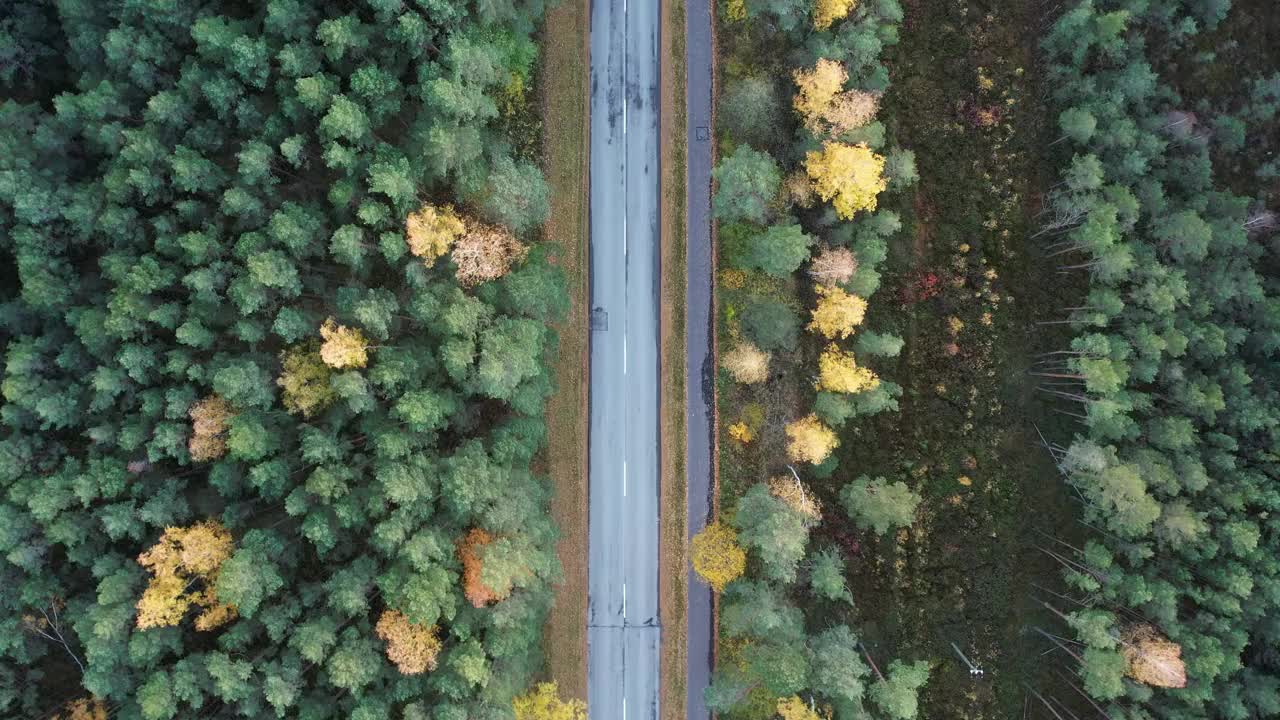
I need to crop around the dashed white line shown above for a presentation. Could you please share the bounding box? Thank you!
[623,334,628,374]
[623,461,628,497]
[622,582,627,619]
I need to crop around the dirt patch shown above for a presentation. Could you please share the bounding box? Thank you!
[539,0,590,700]
[659,0,689,717]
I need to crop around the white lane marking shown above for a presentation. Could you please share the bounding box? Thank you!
[623,461,627,496]
[622,582,627,619]
[623,334,627,374]
[623,698,627,720]
[623,213,627,255]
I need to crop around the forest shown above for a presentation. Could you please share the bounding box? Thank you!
[695,0,1280,718]
[0,0,581,718]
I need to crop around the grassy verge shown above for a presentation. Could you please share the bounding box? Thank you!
[538,0,590,699]
[659,0,689,716]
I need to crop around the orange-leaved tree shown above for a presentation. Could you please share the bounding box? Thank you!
[457,528,522,608]
[817,344,879,394]
[188,394,233,462]
[805,141,886,218]
[1122,624,1187,688]
[786,414,839,464]
[691,521,747,592]
[513,682,587,720]
[319,317,370,369]
[808,285,867,339]
[135,520,236,630]
[375,609,443,675]
[51,697,108,720]
[406,203,466,266]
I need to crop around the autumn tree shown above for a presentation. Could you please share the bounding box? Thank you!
[808,285,867,339]
[375,609,443,675]
[794,59,879,136]
[278,341,336,418]
[456,528,528,608]
[406,203,465,266]
[840,476,921,536]
[786,414,839,464]
[320,318,370,369]
[452,223,528,287]
[188,394,233,462]
[1121,624,1187,689]
[513,682,587,720]
[808,246,858,284]
[691,521,748,592]
[806,142,887,218]
[817,344,879,393]
[723,342,771,384]
[51,698,108,720]
[769,473,822,520]
[136,521,236,631]
[777,695,821,720]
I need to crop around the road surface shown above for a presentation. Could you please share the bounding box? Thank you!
[685,0,715,714]
[587,0,661,715]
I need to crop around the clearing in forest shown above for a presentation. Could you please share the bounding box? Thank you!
[834,0,1089,715]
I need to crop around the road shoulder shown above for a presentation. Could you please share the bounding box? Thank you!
[539,0,590,700]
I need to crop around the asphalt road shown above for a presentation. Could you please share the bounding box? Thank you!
[587,0,662,715]
[684,0,715,714]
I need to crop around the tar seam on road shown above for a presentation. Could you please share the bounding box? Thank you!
[587,0,663,716]
[684,0,715,713]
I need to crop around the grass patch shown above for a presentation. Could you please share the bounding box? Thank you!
[538,0,590,700]
[660,0,690,716]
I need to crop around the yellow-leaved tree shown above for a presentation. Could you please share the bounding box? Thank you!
[722,342,771,384]
[513,682,587,720]
[793,59,879,136]
[777,696,823,720]
[136,520,236,630]
[786,414,839,464]
[51,697,108,720]
[806,142,887,218]
[375,609,443,675]
[406,203,465,266]
[817,344,880,393]
[691,521,747,592]
[769,473,822,520]
[320,317,369,369]
[813,0,858,29]
[278,341,336,418]
[808,285,867,339]
[188,394,233,462]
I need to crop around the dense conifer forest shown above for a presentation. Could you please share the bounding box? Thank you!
[0,1,575,717]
